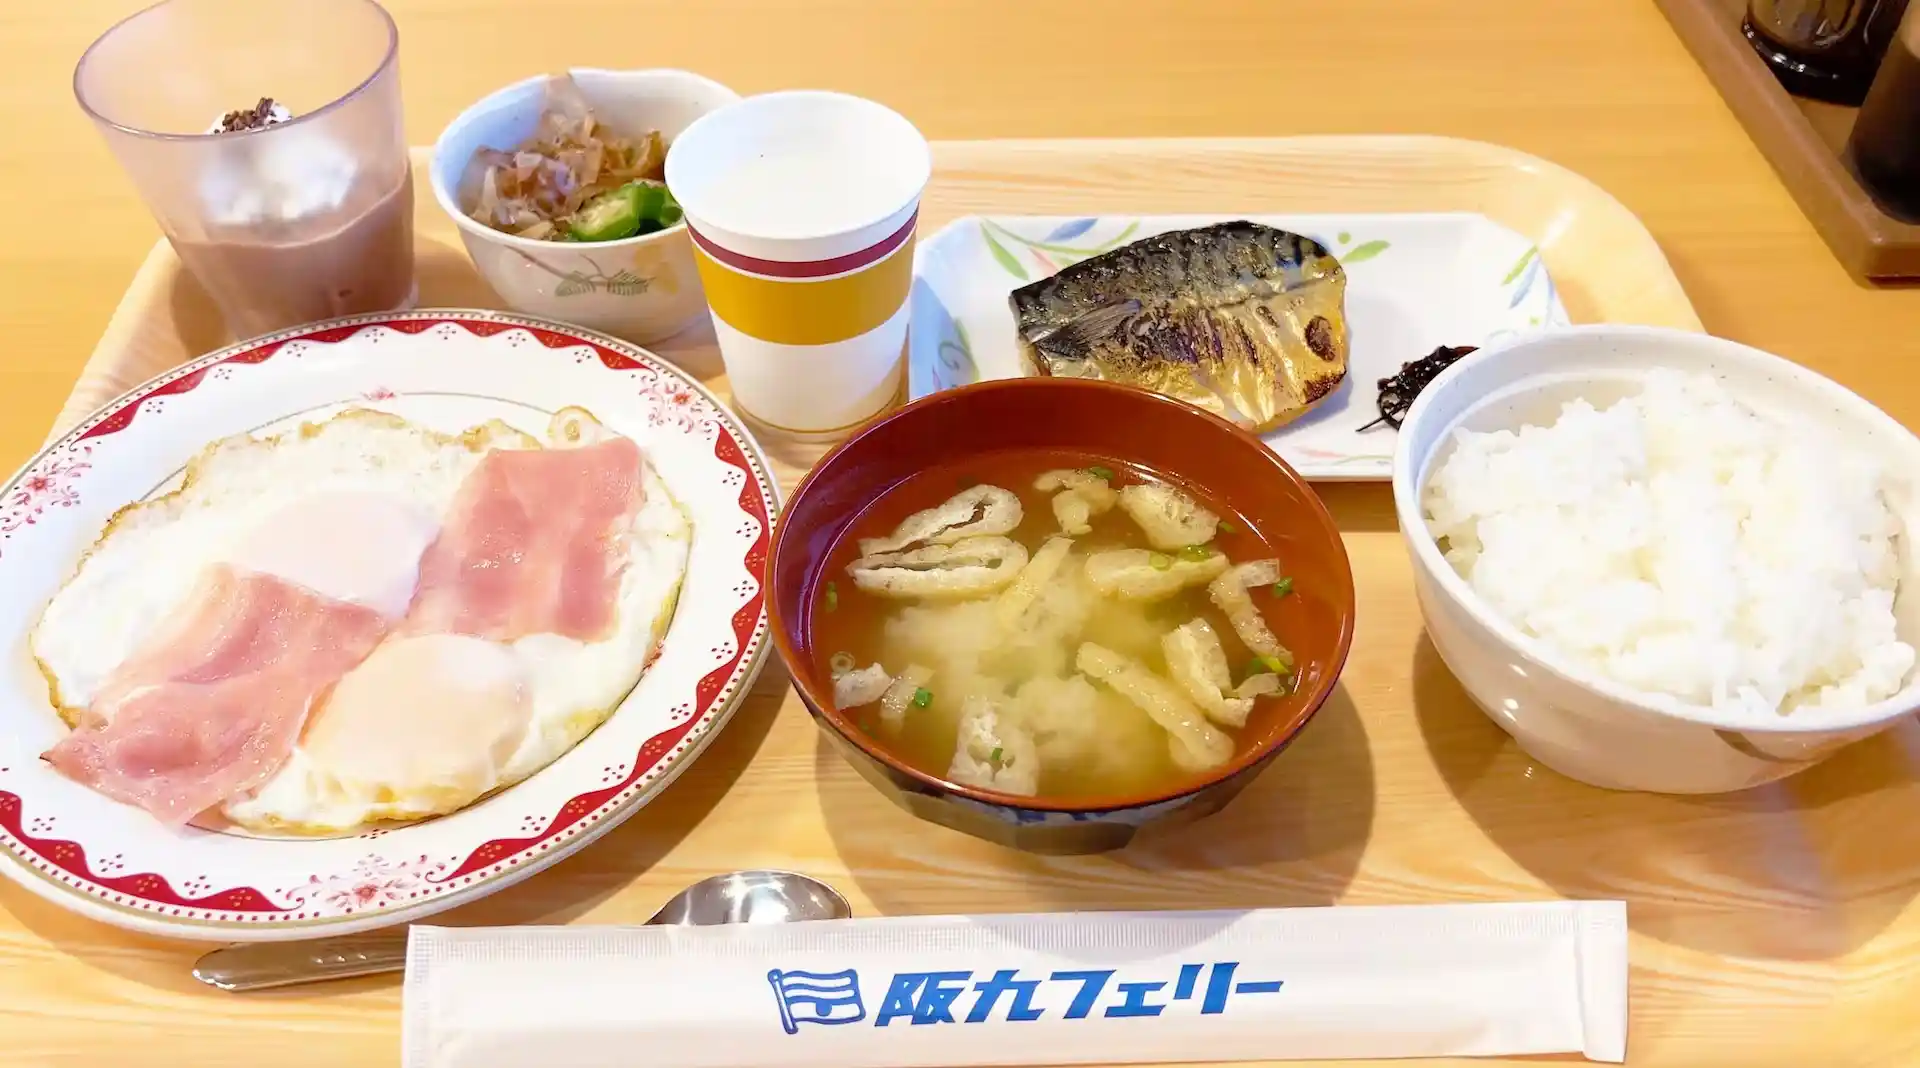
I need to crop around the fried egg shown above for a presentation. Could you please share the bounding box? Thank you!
[32,407,691,836]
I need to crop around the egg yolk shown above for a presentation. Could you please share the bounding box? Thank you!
[226,489,441,620]
[301,633,531,804]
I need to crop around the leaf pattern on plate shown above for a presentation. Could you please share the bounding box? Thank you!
[910,276,977,393]
[982,219,1144,278]
[936,321,978,392]
[1502,246,1538,285]
[1045,218,1099,241]
[1504,246,1547,309]
[1342,239,1390,264]
[981,226,1028,280]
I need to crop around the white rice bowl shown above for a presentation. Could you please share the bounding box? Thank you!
[1422,369,1915,720]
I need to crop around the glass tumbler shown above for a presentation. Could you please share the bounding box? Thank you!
[1851,0,1920,219]
[75,0,416,340]
[1744,0,1911,104]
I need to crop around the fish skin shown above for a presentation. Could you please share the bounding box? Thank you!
[1009,221,1350,432]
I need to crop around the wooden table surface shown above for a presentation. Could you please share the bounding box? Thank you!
[7,1,1920,1066]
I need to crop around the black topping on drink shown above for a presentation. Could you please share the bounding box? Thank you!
[214,97,290,134]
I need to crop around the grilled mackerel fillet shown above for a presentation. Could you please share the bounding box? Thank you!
[1009,221,1350,432]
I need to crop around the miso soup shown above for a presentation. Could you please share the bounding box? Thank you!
[811,450,1302,803]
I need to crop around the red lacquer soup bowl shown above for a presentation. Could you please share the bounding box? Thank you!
[768,378,1357,854]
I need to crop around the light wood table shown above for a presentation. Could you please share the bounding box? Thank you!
[5,1,1920,1066]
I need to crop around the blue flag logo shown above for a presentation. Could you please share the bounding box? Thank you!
[768,968,867,1034]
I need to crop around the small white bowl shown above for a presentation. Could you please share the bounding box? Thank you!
[429,69,740,344]
[1392,325,1920,794]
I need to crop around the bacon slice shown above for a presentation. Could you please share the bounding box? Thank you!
[43,566,388,826]
[404,437,643,641]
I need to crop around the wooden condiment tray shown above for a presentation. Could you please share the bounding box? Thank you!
[1658,0,1920,282]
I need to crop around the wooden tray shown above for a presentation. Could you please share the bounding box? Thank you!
[1657,0,1920,282]
[36,138,1912,1068]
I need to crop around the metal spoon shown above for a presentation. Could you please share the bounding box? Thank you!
[191,869,852,992]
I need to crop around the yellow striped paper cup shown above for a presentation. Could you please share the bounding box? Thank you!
[666,91,931,437]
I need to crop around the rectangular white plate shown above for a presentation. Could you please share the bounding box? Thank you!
[906,212,1570,481]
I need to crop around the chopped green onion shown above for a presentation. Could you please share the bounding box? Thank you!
[1178,544,1214,561]
[1086,465,1117,482]
[1149,552,1173,571]
[1218,520,1237,534]
[989,746,1004,763]
[829,651,856,677]
[912,687,933,709]
[1246,655,1289,679]
[822,581,839,612]
[1272,577,1293,598]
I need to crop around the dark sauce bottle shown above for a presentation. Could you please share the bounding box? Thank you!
[1850,4,1920,219]
[1744,0,1911,105]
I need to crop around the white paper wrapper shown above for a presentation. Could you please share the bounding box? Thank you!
[404,900,1627,1067]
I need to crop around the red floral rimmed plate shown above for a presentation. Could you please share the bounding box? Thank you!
[0,310,777,941]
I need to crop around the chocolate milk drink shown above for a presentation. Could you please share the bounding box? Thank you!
[74,0,420,344]
[172,99,415,337]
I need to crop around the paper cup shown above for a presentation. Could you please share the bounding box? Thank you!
[666,91,931,437]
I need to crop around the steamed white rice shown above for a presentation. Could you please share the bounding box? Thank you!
[1423,370,1914,718]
